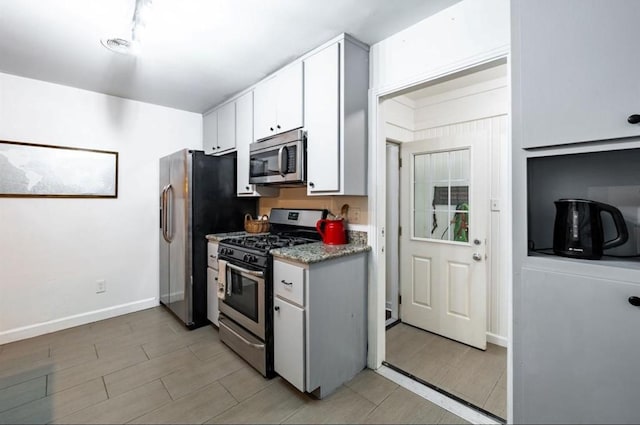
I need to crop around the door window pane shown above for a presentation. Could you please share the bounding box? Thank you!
[413,149,470,242]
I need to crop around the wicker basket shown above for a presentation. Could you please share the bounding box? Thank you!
[244,214,270,233]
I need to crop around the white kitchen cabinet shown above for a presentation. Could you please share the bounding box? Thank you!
[206,267,219,326]
[203,110,218,155]
[513,0,640,149]
[216,101,236,153]
[304,36,368,195]
[273,297,305,391]
[207,241,219,326]
[203,102,236,155]
[236,91,279,197]
[512,2,640,422]
[253,61,304,141]
[272,252,367,399]
[517,267,640,423]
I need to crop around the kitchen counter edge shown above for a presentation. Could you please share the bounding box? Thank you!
[270,242,371,264]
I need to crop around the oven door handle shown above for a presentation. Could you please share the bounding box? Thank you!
[225,262,265,278]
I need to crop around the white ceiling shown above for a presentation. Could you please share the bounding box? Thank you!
[0,0,461,113]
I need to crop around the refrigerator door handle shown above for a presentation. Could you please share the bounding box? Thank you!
[165,184,174,243]
[161,185,171,243]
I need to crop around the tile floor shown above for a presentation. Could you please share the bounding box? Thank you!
[0,307,468,424]
[386,322,506,419]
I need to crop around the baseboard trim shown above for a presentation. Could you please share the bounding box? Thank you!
[487,332,508,348]
[0,298,159,345]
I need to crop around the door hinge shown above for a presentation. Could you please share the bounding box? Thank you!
[398,226,402,236]
[398,294,402,305]
[399,157,402,168]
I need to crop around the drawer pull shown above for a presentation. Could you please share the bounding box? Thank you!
[629,296,640,307]
[281,280,293,286]
[627,114,640,124]
[274,306,280,311]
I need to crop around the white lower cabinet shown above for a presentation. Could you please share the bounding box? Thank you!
[207,267,219,326]
[272,253,367,398]
[207,241,219,327]
[273,297,305,391]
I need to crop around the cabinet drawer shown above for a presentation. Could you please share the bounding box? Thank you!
[207,242,219,270]
[274,260,304,306]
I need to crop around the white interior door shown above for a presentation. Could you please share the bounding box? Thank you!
[400,133,489,350]
[386,143,400,323]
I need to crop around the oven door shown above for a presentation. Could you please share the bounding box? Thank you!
[249,139,305,184]
[218,260,265,340]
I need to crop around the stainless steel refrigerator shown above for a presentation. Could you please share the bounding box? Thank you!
[159,149,256,328]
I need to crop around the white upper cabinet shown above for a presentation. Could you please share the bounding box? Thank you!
[236,91,278,197]
[304,36,369,196]
[217,102,236,153]
[305,43,340,193]
[253,61,304,141]
[203,110,218,155]
[513,0,640,149]
[203,101,236,155]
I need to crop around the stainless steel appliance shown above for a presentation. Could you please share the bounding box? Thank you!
[217,208,327,376]
[159,149,256,328]
[553,198,629,259]
[249,129,305,185]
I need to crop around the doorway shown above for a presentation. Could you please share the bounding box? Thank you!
[382,60,508,420]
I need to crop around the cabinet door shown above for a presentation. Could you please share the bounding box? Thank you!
[217,102,236,153]
[515,0,640,148]
[304,43,340,194]
[253,76,277,141]
[207,267,219,326]
[203,110,218,154]
[273,297,305,392]
[516,267,640,423]
[275,61,304,135]
[236,92,255,195]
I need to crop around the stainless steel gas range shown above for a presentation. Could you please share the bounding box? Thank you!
[216,208,327,377]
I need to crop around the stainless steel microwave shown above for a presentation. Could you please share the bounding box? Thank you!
[249,129,305,185]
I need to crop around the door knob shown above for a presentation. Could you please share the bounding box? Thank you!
[629,296,640,307]
[274,305,280,311]
[472,253,482,262]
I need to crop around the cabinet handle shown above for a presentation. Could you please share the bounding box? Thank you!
[629,296,640,307]
[274,305,280,311]
[627,115,640,124]
[270,127,274,132]
[281,279,293,286]
[309,182,315,188]
[245,186,250,191]
[276,124,281,129]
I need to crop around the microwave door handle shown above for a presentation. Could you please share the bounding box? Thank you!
[277,146,286,177]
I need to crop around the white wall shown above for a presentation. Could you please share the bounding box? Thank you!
[0,73,202,344]
[370,0,509,92]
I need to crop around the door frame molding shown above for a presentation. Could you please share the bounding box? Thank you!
[366,47,512,421]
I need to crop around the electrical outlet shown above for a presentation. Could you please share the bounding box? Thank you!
[96,279,106,294]
[351,208,361,223]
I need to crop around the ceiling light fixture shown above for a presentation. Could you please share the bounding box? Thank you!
[101,0,153,55]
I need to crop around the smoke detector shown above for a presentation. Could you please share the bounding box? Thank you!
[100,37,133,54]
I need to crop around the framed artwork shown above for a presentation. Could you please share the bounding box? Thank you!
[0,140,118,198]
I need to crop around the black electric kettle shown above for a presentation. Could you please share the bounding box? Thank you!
[553,199,629,259]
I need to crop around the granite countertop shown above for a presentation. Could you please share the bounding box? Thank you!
[271,241,371,264]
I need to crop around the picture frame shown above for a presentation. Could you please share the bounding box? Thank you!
[0,140,118,198]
